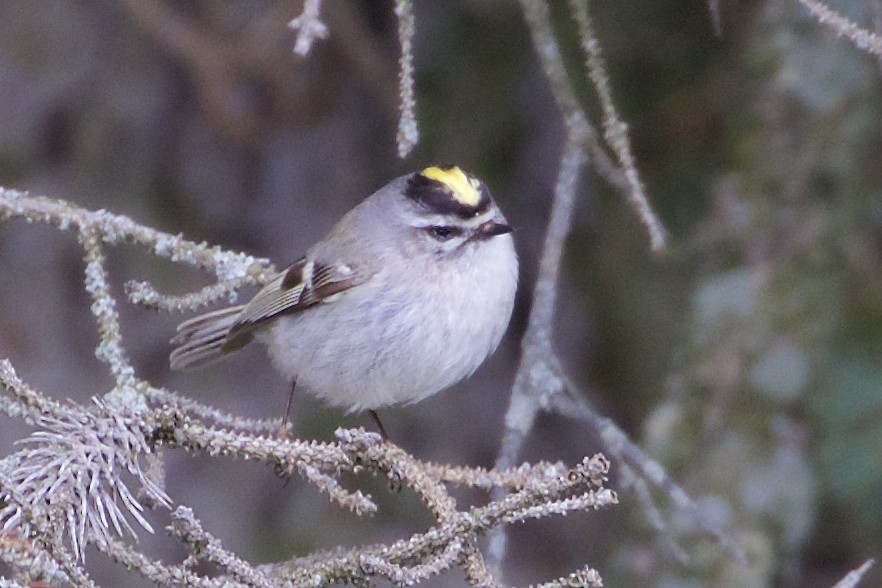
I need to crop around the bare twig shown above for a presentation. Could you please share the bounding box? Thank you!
[394,0,419,157]
[141,382,287,436]
[547,380,745,562]
[489,0,599,575]
[487,1,733,576]
[709,0,723,35]
[532,564,603,588]
[0,188,274,288]
[170,506,273,587]
[492,142,585,476]
[0,359,65,422]
[288,0,328,56]
[79,228,138,392]
[569,0,667,251]
[832,558,876,588]
[0,531,68,587]
[100,537,228,587]
[798,0,882,58]
[275,454,615,587]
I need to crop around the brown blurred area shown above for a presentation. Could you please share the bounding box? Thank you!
[1,1,882,586]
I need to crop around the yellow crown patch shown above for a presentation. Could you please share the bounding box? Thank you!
[421,166,481,207]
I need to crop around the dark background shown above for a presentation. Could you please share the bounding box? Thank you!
[1,1,881,586]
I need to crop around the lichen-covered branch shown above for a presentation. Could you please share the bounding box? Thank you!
[833,559,876,588]
[569,0,667,251]
[393,0,419,158]
[288,0,328,56]
[1,296,615,587]
[142,382,286,436]
[264,453,614,588]
[0,188,275,297]
[797,0,882,58]
[79,228,138,392]
[0,363,171,561]
[169,506,273,587]
[486,0,739,578]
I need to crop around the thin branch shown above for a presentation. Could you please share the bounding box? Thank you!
[569,0,667,251]
[489,1,599,575]
[516,0,631,196]
[798,0,882,58]
[358,539,463,586]
[0,359,65,422]
[492,143,584,474]
[288,0,328,56]
[99,537,234,587]
[169,506,273,588]
[488,1,673,576]
[0,531,68,587]
[548,374,745,563]
[425,460,570,492]
[141,382,287,436]
[531,564,603,588]
[709,0,723,35]
[79,228,137,392]
[832,558,876,588]
[460,540,501,588]
[150,412,379,516]
[0,188,275,289]
[619,461,690,564]
[277,454,614,587]
[394,0,419,157]
[124,279,251,312]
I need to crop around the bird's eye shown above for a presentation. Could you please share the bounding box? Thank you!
[427,226,460,241]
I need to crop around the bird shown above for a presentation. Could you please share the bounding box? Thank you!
[169,166,518,439]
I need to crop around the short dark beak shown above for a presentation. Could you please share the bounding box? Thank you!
[476,220,513,239]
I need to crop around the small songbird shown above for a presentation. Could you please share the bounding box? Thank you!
[170,166,518,436]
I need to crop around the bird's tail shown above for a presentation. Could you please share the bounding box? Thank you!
[169,305,249,370]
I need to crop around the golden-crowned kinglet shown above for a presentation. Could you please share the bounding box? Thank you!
[170,166,518,423]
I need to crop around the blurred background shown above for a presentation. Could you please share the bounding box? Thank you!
[1,1,881,586]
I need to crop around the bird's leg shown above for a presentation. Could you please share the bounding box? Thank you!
[278,379,296,439]
[369,410,400,490]
[272,380,298,479]
[369,410,389,442]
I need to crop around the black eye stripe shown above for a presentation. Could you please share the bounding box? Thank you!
[426,226,462,241]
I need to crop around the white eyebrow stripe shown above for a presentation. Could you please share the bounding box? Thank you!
[411,209,496,230]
